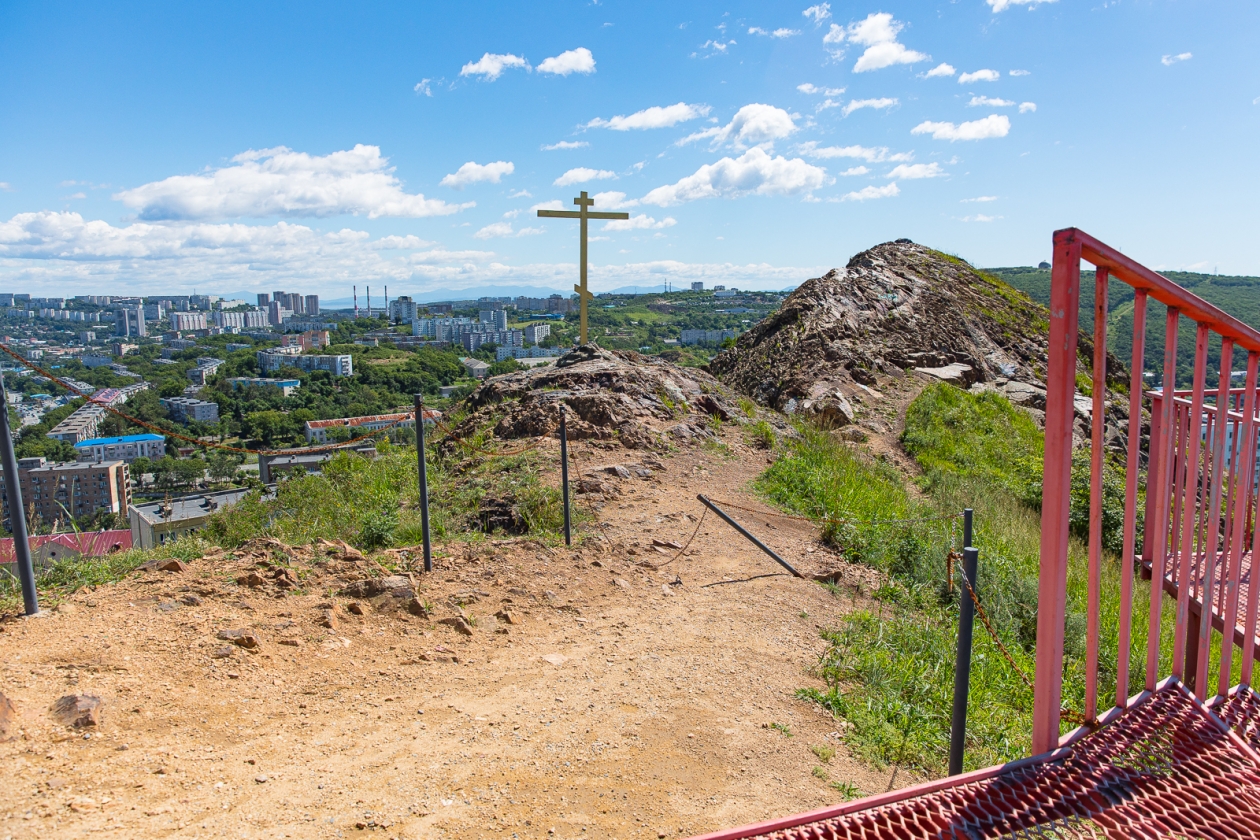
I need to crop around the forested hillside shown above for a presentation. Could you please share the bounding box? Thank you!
[989,266,1260,384]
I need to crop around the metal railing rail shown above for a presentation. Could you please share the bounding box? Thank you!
[1033,228,1260,754]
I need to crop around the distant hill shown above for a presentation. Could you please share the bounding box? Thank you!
[988,266,1260,382]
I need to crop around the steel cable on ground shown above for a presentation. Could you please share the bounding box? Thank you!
[637,506,707,571]
[955,560,1089,727]
[0,342,412,456]
[704,496,964,529]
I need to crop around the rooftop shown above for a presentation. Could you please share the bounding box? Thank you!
[73,433,165,448]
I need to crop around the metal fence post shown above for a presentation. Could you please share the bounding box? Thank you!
[948,509,976,775]
[0,369,38,615]
[559,405,572,546]
[414,394,432,573]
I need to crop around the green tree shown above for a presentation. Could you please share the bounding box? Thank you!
[243,410,294,446]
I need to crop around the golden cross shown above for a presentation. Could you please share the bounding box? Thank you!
[537,190,629,345]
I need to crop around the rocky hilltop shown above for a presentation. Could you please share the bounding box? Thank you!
[708,239,1055,425]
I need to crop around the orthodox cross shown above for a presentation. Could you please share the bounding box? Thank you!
[537,190,629,345]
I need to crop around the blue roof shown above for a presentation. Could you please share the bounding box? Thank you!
[73,433,165,448]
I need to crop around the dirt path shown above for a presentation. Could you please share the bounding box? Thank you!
[0,426,921,840]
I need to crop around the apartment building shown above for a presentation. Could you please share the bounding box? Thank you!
[0,457,130,530]
[74,433,167,464]
[160,396,220,424]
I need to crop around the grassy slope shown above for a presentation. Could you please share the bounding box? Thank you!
[760,384,1194,775]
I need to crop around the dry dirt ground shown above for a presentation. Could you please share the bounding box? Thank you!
[0,388,932,840]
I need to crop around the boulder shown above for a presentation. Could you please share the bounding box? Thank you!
[50,695,101,729]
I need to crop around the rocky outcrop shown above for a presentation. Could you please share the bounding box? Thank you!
[452,345,757,451]
[709,240,1052,418]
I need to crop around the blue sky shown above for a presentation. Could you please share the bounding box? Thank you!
[1,1,1257,299]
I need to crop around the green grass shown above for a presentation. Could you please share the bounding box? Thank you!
[762,387,1192,775]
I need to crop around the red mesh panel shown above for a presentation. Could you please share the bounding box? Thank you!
[694,686,1260,840]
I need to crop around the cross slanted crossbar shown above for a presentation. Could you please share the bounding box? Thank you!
[537,190,629,344]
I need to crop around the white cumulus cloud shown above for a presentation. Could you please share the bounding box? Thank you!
[925,63,956,78]
[1009,69,1031,76]
[537,47,596,76]
[841,183,899,201]
[641,148,828,206]
[603,214,677,232]
[530,200,565,212]
[542,141,589,150]
[554,168,617,187]
[887,162,944,179]
[114,145,471,221]
[960,214,1001,222]
[987,0,1056,10]
[413,79,433,96]
[842,97,898,116]
[823,23,845,44]
[846,13,928,72]
[587,102,710,131]
[460,53,531,80]
[474,222,544,239]
[961,196,998,203]
[959,69,1000,84]
[839,166,869,176]
[749,26,800,37]
[969,96,1015,107]
[802,4,831,25]
[591,191,640,210]
[440,160,515,189]
[1161,52,1192,66]
[679,103,798,149]
[912,114,1011,141]
[797,83,845,96]
[1018,102,1037,113]
[797,141,911,163]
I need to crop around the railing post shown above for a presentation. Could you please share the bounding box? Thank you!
[949,511,975,776]
[414,394,432,573]
[0,369,38,615]
[1033,230,1081,755]
[559,405,572,546]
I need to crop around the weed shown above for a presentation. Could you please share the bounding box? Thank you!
[771,722,793,737]
[830,781,861,800]
[738,396,758,419]
[799,610,809,619]
[746,420,775,449]
[811,744,836,763]
[811,766,829,780]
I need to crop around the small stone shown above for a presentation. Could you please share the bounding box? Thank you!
[49,695,101,729]
[661,584,673,597]
[318,610,337,630]
[613,578,631,589]
[255,775,268,784]
[212,646,235,659]
[279,639,301,647]
[157,601,179,612]
[179,594,203,606]
[438,616,473,636]
[407,597,429,618]
[237,572,266,588]
[55,602,77,614]
[227,672,240,679]
[0,691,17,741]
[157,559,187,573]
[494,609,519,625]
[540,653,567,667]
[346,602,366,616]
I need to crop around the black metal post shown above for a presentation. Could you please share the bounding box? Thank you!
[0,369,38,615]
[414,394,432,573]
[949,541,979,776]
[559,406,572,546]
[697,494,803,579]
[963,507,973,553]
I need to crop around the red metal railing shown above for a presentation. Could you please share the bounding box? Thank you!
[1034,228,1260,753]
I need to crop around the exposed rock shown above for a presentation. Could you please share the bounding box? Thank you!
[216,629,260,649]
[50,695,101,729]
[179,594,203,607]
[236,572,266,588]
[346,602,367,616]
[339,576,412,599]
[451,345,749,452]
[318,609,337,630]
[439,616,474,636]
[495,609,520,625]
[477,496,528,535]
[915,363,977,387]
[710,240,1052,412]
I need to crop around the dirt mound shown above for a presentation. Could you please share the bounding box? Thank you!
[454,344,752,450]
[708,240,1053,422]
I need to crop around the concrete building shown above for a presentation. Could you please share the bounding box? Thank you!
[691,282,704,291]
[461,358,491,379]
[280,330,330,351]
[258,442,378,483]
[302,409,439,444]
[81,354,113,368]
[524,323,550,345]
[213,309,269,330]
[227,377,301,397]
[268,301,292,326]
[257,293,270,308]
[46,404,106,444]
[0,457,130,530]
[187,357,224,386]
[257,350,353,377]
[128,488,250,549]
[479,309,508,330]
[116,306,146,338]
[171,312,208,331]
[304,295,319,317]
[74,433,167,464]
[111,341,137,357]
[680,328,737,346]
[160,396,220,424]
[390,296,417,324]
